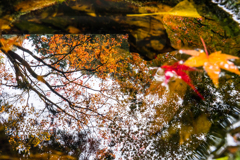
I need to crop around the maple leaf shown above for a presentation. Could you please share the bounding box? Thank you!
[161,62,204,99]
[183,38,240,88]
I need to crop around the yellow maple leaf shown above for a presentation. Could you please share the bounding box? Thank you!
[184,51,240,88]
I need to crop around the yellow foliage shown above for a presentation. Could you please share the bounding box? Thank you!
[147,81,165,98]
[179,125,193,145]
[30,150,77,159]
[37,76,45,83]
[179,114,211,145]
[0,106,4,113]
[0,19,11,30]
[32,137,41,147]
[15,0,57,13]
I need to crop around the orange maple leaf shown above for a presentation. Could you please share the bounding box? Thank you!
[183,39,240,88]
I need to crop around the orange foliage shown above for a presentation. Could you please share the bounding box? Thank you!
[0,36,23,52]
[183,38,240,87]
[39,34,125,79]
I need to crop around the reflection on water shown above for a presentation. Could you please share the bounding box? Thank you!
[0,0,240,159]
[212,0,240,24]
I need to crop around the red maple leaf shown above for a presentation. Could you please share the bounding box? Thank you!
[161,62,204,99]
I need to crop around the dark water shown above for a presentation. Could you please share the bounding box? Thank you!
[0,0,240,159]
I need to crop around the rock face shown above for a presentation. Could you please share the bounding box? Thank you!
[0,0,176,60]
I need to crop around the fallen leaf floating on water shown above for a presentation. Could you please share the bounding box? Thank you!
[182,38,240,88]
[161,62,204,99]
[166,0,201,18]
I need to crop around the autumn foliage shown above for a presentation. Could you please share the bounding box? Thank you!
[0,33,240,158]
[0,34,129,156]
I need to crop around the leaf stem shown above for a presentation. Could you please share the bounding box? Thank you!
[200,36,209,56]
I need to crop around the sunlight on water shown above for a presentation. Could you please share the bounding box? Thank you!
[212,0,240,24]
